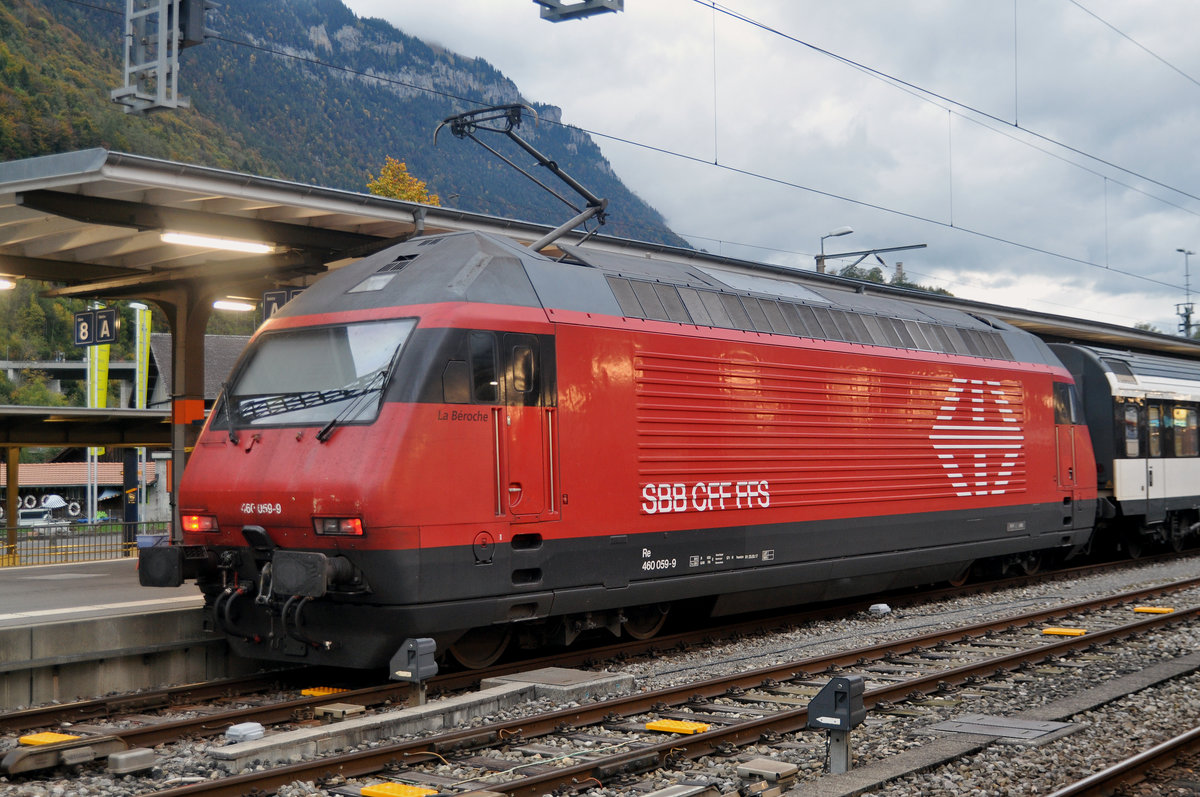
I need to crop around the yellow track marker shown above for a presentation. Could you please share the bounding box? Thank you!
[300,686,350,697]
[19,732,81,745]
[1042,627,1087,637]
[645,719,711,734]
[1133,606,1174,614]
[361,784,437,797]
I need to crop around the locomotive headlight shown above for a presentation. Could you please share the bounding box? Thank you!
[313,517,364,536]
[182,514,219,533]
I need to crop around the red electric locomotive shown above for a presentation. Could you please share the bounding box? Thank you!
[140,230,1098,668]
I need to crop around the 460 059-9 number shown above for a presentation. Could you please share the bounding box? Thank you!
[240,502,282,515]
[641,558,676,571]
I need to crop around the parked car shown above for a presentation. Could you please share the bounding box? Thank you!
[17,508,71,535]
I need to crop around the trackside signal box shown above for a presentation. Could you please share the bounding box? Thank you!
[807,675,866,731]
[807,675,867,774]
[390,637,438,703]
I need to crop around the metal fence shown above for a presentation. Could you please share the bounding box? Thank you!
[0,520,171,567]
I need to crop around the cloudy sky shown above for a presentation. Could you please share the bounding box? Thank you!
[341,0,1200,333]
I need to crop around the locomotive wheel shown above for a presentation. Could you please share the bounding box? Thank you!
[946,562,973,588]
[1123,533,1145,559]
[1015,552,1042,576]
[1168,517,1187,553]
[623,604,669,640]
[447,627,512,669]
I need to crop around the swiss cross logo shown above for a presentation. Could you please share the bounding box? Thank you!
[930,378,1025,497]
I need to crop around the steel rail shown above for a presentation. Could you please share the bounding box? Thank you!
[1044,725,1200,797]
[0,670,321,734]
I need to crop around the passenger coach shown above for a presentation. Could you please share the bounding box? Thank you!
[1050,343,1200,555]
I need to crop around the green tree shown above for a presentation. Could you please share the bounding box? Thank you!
[837,264,886,283]
[9,370,69,407]
[367,157,441,205]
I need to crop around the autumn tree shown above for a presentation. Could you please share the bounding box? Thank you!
[366,157,441,205]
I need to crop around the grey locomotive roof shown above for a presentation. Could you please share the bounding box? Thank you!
[275,231,1060,368]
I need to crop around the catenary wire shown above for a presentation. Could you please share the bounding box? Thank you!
[698,0,1200,208]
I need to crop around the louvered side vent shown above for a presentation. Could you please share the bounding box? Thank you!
[378,254,418,273]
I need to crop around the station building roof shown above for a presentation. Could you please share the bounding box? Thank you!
[0,462,148,488]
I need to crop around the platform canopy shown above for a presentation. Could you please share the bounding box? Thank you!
[0,406,170,448]
[0,148,569,301]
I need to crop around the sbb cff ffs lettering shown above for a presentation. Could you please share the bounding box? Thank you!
[641,480,770,515]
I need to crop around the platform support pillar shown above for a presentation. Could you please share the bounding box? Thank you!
[147,286,214,542]
[4,447,18,561]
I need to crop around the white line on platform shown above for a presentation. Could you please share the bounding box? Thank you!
[0,594,202,622]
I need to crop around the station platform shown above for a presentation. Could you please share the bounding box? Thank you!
[0,558,253,710]
[0,558,199,629]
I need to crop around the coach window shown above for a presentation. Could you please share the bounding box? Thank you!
[1148,405,1162,458]
[470,332,499,403]
[1173,406,1198,457]
[1122,403,1140,458]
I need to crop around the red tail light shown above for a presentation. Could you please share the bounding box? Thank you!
[182,514,219,533]
[313,517,364,536]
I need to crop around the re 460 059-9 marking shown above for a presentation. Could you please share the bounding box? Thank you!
[241,503,283,515]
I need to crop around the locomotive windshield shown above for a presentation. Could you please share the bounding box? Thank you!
[214,319,416,429]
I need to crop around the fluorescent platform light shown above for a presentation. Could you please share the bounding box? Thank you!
[212,299,256,312]
[0,278,15,290]
[161,231,274,254]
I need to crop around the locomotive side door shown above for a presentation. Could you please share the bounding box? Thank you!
[502,333,556,519]
[1053,382,1080,525]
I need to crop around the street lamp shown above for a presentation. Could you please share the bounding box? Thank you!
[817,226,854,273]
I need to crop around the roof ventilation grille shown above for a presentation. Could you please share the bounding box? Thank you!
[378,254,418,273]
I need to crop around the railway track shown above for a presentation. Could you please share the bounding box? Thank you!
[6,570,1198,795]
[2,552,1186,740]
[1043,725,1200,797]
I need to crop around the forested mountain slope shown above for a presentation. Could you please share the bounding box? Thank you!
[0,0,686,246]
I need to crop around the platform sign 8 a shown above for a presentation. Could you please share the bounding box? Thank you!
[74,308,119,346]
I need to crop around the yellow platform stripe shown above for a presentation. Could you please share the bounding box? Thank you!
[360,784,438,797]
[1133,606,1174,614]
[645,719,711,734]
[19,732,82,745]
[1042,627,1087,636]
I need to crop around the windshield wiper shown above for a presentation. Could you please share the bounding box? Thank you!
[316,369,389,443]
[238,385,370,422]
[221,382,240,444]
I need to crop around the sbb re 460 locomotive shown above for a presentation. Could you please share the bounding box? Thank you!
[140,231,1100,669]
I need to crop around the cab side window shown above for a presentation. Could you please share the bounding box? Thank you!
[470,332,499,403]
[1052,382,1082,424]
